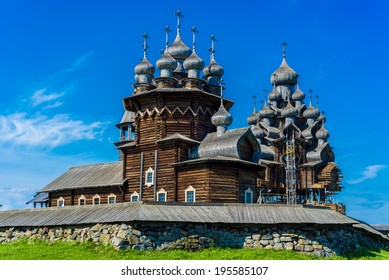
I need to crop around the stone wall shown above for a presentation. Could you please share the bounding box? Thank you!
[0,222,387,257]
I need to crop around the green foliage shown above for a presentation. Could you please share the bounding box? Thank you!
[0,239,387,260]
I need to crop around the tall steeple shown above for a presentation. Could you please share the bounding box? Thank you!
[203,35,224,94]
[133,33,155,93]
[183,26,204,80]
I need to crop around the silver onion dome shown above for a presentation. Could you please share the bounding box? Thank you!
[315,123,330,140]
[156,50,177,71]
[211,103,233,127]
[270,57,298,86]
[292,85,305,101]
[247,111,259,125]
[203,58,224,79]
[134,57,155,76]
[268,87,281,101]
[259,104,275,119]
[303,103,320,119]
[183,51,204,70]
[281,100,298,118]
[167,34,192,61]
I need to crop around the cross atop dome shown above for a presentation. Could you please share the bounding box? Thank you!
[142,33,150,58]
[175,10,183,34]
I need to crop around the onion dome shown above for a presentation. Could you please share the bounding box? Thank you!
[183,51,204,79]
[135,57,155,76]
[211,103,233,127]
[259,104,275,119]
[281,100,298,118]
[270,57,298,86]
[156,50,177,72]
[167,34,192,61]
[303,102,320,119]
[292,85,305,101]
[247,111,259,125]
[268,87,281,101]
[251,125,265,139]
[315,123,330,140]
[203,58,224,85]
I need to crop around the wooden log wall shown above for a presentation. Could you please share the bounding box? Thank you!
[176,165,209,202]
[208,164,239,203]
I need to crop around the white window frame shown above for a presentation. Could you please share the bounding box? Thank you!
[57,197,65,207]
[145,167,154,187]
[93,194,101,205]
[185,185,196,203]
[245,187,254,204]
[78,195,86,206]
[108,193,116,204]
[131,191,139,202]
[157,188,167,202]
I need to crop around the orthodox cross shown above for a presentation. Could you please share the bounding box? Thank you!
[252,95,257,112]
[175,10,183,34]
[191,26,198,51]
[308,89,313,104]
[281,41,287,58]
[142,33,150,58]
[315,94,320,108]
[164,26,171,50]
[210,34,217,59]
[219,78,225,103]
[263,89,268,105]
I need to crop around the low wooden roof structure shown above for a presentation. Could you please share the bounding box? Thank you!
[38,162,124,193]
[0,202,386,240]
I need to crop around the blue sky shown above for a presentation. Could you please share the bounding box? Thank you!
[0,0,388,224]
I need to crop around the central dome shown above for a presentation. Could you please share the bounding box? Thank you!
[270,57,298,86]
[167,34,192,61]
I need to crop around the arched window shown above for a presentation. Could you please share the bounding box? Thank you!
[245,187,253,204]
[93,194,100,205]
[145,167,154,187]
[57,197,65,207]
[78,195,86,206]
[157,188,167,202]
[131,191,139,202]
[185,186,195,203]
[108,193,116,204]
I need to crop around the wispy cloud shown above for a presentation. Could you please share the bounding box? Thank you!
[347,165,387,185]
[0,112,106,148]
[0,187,36,210]
[31,88,64,107]
[61,51,94,74]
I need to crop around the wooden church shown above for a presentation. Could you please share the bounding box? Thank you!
[29,11,344,213]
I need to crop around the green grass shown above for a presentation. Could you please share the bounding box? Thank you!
[0,239,387,260]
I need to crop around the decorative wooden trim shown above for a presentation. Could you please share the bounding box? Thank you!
[108,193,116,204]
[57,197,65,207]
[93,194,101,205]
[78,195,86,206]
[131,191,139,202]
[157,188,167,202]
[135,105,214,119]
[185,185,196,202]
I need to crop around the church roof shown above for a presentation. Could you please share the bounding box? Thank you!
[197,127,260,161]
[38,162,124,193]
[156,133,200,145]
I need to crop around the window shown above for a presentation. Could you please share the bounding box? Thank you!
[131,192,139,202]
[145,167,154,187]
[245,188,253,204]
[157,188,167,202]
[93,194,100,205]
[57,197,64,207]
[108,194,116,204]
[78,195,86,206]
[185,186,195,203]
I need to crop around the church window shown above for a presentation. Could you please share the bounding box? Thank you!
[185,186,196,203]
[131,192,139,202]
[108,194,116,204]
[245,188,253,204]
[157,188,167,202]
[145,167,154,187]
[93,194,100,205]
[57,197,65,207]
[78,195,86,206]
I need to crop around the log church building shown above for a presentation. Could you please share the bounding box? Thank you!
[28,11,344,213]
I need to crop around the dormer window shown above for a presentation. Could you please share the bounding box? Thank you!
[93,194,100,205]
[57,197,65,207]
[185,186,196,203]
[157,188,167,202]
[78,195,86,206]
[145,167,154,187]
[131,191,139,202]
[245,188,253,204]
[108,193,116,204]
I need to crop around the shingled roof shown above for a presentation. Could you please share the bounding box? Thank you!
[38,162,124,193]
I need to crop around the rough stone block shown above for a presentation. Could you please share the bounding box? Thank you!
[252,234,261,241]
[111,237,123,247]
[99,233,110,245]
[260,240,270,246]
[117,229,127,239]
[261,234,273,240]
[304,245,314,252]
[132,229,142,237]
[280,236,292,242]
[285,242,294,250]
[274,243,284,250]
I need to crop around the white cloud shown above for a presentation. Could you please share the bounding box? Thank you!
[31,88,64,107]
[0,112,106,148]
[347,165,387,185]
[0,187,36,210]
